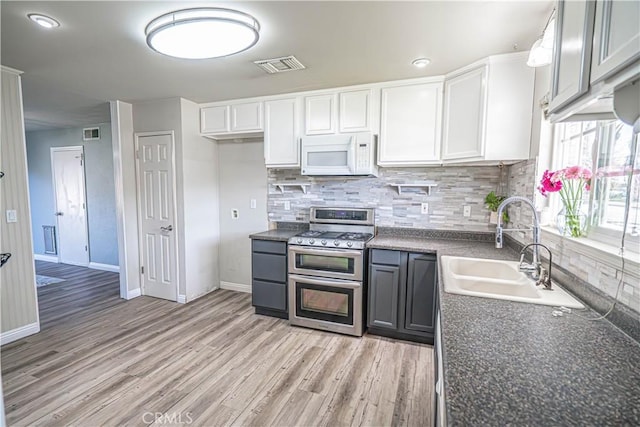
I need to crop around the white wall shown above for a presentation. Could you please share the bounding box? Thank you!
[180,98,221,300]
[1,67,40,343]
[110,101,139,297]
[218,141,268,289]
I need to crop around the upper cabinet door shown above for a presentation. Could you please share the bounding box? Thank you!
[379,81,443,166]
[442,66,487,160]
[549,0,597,113]
[305,94,337,135]
[230,102,263,132]
[264,98,300,168]
[590,0,640,84]
[201,105,230,133]
[339,89,371,133]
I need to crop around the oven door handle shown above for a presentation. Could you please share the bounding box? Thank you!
[289,274,361,289]
[288,246,363,257]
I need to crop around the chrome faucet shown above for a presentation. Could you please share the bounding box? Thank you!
[520,243,553,290]
[495,196,541,278]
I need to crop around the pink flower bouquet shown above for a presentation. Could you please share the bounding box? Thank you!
[538,166,592,237]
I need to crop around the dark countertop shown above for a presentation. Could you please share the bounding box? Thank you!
[248,229,299,242]
[367,234,640,426]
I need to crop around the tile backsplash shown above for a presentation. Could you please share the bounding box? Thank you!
[267,166,507,231]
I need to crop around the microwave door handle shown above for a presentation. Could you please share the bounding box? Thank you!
[348,136,357,174]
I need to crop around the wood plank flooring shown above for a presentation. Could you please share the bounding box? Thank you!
[2,262,434,426]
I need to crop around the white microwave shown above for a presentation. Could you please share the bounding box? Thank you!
[300,132,378,176]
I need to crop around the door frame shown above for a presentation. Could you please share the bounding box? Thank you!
[50,145,90,266]
[133,130,180,300]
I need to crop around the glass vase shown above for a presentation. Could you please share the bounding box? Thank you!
[556,204,588,237]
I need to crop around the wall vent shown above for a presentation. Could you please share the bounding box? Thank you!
[254,55,306,74]
[83,127,100,141]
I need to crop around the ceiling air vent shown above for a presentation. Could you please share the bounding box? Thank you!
[254,55,306,74]
[83,127,100,141]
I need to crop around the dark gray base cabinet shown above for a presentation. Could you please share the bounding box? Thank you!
[251,239,288,319]
[368,249,437,344]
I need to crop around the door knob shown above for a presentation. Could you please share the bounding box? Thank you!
[160,225,173,232]
[55,212,64,216]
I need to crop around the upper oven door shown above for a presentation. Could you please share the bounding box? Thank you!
[288,246,363,281]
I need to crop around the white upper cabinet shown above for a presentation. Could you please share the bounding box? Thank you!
[442,66,487,160]
[231,102,263,132]
[442,52,534,163]
[201,101,263,136]
[304,94,337,135]
[549,0,596,113]
[264,97,300,168]
[339,89,372,133]
[304,89,374,135]
[201,105,229,134]
[590,0,640,84]
[379,80,443,166]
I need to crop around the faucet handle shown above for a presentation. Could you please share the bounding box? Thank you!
[537,267,553,290]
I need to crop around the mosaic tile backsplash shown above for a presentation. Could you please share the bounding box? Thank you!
[267,166,507,231]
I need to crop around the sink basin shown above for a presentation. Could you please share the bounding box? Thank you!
[441,256,584,309]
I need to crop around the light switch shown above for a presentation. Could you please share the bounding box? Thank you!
[250,199,257,209]
[6,210,17,223]
[284,201,291,211]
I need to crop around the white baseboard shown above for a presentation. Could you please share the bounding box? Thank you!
[34,254,58,263]
[220,281,251,293]
[126,288,141,300]
[1,322,40,345]
[89,262,120,273]
[177,294,187,304]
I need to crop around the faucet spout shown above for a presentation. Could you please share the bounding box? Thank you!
[494,196,541,265]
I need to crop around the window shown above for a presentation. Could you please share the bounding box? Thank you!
[552,120,639,250]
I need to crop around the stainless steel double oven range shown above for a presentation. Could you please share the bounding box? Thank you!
[288,207,375,337]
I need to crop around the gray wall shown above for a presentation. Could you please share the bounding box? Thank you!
[25,124,119,266]
[218,140,268,286]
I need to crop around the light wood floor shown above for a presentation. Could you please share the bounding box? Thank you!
[2,262,434,426]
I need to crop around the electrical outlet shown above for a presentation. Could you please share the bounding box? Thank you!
[6,210,17,223]
[231,209,239,219]
[250,199,257,209]
[284,201,291,211]
[421,203,429,214]
[463,205,471,217]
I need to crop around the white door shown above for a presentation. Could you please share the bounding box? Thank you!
[135,132,178,302]
[51,147,89,266]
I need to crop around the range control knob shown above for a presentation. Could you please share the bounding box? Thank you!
[333,240,340,246]
[297,238,303,244]
[309,239,315,245]
[321,239,327,245]
[346,241,353,247]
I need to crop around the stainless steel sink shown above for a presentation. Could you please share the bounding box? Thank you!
[441,256,584,309]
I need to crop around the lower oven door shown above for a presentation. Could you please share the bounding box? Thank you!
[288,246,363,281]
[288,274,363,337]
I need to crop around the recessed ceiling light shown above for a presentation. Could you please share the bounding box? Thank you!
[28,13,60,29]
[412,58,431,68]
[145,7,260,60]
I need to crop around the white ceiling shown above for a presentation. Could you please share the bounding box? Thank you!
[1,1,553,132]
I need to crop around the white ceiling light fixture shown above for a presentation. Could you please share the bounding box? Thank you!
[27,13,60,29]
[412,58,431,68]
[145,7,260,60]
[527,9,556,67]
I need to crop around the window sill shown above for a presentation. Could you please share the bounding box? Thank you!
[540,226,640,276]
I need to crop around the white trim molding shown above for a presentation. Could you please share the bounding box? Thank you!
[88,262,120,273]
[1,322,40,345]
[126,288,141,300]
[34,253,59,263]
[220,281,251,293]
[177,294,187,304]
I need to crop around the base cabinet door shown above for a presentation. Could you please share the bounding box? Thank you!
[368,264,401,330]
[368,249,437,343]
[402,253,437,334]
